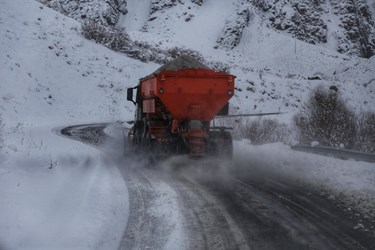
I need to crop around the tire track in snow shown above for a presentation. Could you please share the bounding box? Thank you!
[169,175,250,250]
[60,123,375,250]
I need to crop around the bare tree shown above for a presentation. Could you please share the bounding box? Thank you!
[356,112,375,153]
[294,86,357,148]
[242,118,291,144]
[81,20,130,51]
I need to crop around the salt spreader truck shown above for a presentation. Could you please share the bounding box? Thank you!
[126,56,235,158]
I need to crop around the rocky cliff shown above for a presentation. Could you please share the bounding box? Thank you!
[38,0,375,58]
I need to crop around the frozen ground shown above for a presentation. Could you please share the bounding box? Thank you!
[0,125,128,250]
[0,0,375,249]
[235,140,375,226]
[0,0,137,248]
[62,124,375,249]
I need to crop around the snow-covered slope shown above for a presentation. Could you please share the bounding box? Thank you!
[117,0,375,121]
[0,0,157,128]
[42,0,375,58]
[26,0,375,122]
[38,0,127,26]
[0,0,373,129]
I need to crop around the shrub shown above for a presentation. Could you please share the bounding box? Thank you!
[356,112,375,153]
[294,86,357,148]
[81,20,130,51]
[81,20,107,43]
[213,115,242,139]
[81,21,169,63]
[107,28,130,51]
[216,116,291,144]
[242,118,291,144]
[81,21,231,72]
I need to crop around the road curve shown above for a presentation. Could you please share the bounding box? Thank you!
[60,124,375,250]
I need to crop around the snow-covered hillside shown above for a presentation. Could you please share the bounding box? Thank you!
[39,0,375,58]
[127,0,375,120]
[0,0,158,128]
[34,0,375,122]
[38,0,127,26]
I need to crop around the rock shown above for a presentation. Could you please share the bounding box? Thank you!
[149,0,178,16]
[191,0,203,6]
[216,6,251,50]
[37,0,128,26]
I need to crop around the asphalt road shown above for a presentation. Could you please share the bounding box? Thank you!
[60,124,375,250]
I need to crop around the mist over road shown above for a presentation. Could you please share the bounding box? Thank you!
[61,124,375,250]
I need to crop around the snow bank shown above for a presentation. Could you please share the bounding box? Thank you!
[0,125,128,250]
[234,140,375,222]
[0,1,135,248]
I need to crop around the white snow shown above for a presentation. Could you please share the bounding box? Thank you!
[0,0,138,249]
[0,125,129,250]
[1,0,375,248]
[149,182,188,250]
[234,140,375,222]
[122,0,374,121]
[119,0,150,31]
[0,0,158,127]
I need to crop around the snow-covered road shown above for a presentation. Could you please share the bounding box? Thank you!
[1,0,374,249]
[61,124,375,250]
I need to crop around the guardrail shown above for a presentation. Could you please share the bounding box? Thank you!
[291,145,375,163]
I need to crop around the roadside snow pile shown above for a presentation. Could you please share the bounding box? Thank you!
[234,140,375,222]
[0,125,128,250]
[0,0,140,249]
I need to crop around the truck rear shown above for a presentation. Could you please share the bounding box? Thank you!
[127,56,235,158]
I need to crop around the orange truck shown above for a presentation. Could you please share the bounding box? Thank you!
[127,56,235,158]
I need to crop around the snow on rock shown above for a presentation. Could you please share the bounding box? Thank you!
[149,0,178,17]
[191,0,204,6]
[38,0,128,26]
[118,0,150,31]
[215,4,251,50]
[117,0,375,119]
[253,0,375,57]
[38,0,375,57]
[329,0,375,58]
